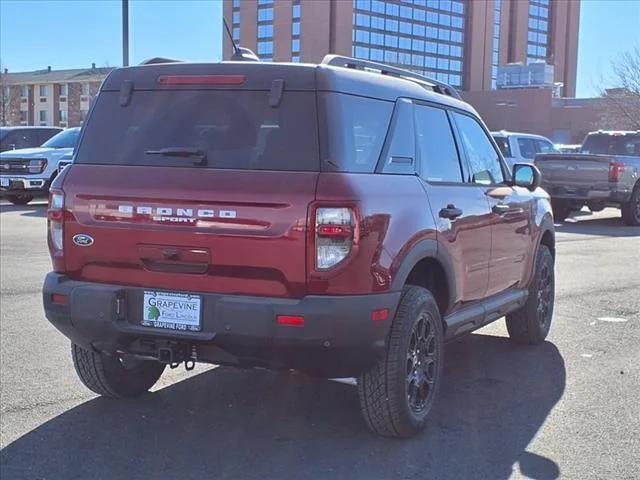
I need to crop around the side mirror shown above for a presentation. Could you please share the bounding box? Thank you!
[512,163,541,191]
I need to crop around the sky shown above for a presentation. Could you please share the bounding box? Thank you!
[0,0,638,98]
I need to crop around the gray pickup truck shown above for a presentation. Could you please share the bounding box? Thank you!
[535,130,640,225]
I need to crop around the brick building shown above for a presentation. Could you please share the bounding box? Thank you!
[223,0,580,96]
[0,64,113,127]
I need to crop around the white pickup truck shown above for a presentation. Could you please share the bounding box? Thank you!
[535,130,640,226]
[0,128,80,205]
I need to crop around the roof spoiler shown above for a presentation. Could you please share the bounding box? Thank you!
[321,54,461,100]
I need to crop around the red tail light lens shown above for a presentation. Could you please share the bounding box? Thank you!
[315,207,356,270]
[609,161,624,182]
[277,315,305,327]
[48,190,65,261]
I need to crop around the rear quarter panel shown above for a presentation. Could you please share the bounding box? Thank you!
[311,173,436,295]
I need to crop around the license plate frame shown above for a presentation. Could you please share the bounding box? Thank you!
[141,290,202,332]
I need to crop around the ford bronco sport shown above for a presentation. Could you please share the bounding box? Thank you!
[43,55,555,437]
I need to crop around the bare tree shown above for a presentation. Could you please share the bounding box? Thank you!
[597,45,640,130]
[0,63,21,126]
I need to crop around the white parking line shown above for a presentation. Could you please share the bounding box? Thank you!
[597,317,628,323]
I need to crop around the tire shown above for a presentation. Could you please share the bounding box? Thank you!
[5,194,34,205]
[506,245,555,345]
[357,285,444,438]
[551,200,571,222]
[621,183,640,226]
[71,343,165,398]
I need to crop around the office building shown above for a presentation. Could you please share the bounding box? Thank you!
[223,0,580,96]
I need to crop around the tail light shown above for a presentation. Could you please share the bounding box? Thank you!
[28,159,47,173]
[48,189,65,270]
[314,207,356,270]
[609,161,624,182]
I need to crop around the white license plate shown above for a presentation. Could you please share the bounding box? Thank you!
[142,291,202,331]
[0,178,9,187]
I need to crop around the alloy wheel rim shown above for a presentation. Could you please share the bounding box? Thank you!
[406,313,438,414]
[537,261,553,328]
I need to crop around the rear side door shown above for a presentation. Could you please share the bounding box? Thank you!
[452,112,535,296]
[414,103,492,305]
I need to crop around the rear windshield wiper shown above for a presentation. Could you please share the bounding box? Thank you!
[144,147,207,166]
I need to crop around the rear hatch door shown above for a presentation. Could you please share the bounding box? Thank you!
[62,63,320,299]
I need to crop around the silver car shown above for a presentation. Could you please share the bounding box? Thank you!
[491,131,558,168]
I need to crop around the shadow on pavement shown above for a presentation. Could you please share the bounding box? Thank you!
[0,202,47,218]
[0,334,565,480]
[556,214,639,237]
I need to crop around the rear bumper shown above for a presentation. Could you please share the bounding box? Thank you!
[43,273,400,377]
[543,183,632,203]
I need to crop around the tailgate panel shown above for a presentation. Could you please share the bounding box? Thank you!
[536,154,612,190]
[62,165,317,298]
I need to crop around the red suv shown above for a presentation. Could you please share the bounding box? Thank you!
[43,56,555,437]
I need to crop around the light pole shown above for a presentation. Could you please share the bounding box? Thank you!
[122,0,129,67]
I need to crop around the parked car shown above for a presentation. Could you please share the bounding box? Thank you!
[0,127,81,205]
[491,131,558,168]
[536,130,640,225]
[43,55,555,438]
[0,126,62,152]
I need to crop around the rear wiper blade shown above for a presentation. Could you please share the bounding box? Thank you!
[144,147,207,166]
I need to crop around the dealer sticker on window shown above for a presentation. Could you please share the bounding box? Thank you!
[142,291,202,331]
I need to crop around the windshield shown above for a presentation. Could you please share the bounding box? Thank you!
[75,90,319,171]
[41,128,81,149]
[492,136,512,158]
[581,133,640,156]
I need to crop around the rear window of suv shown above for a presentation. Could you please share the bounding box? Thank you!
[75,90,320,171]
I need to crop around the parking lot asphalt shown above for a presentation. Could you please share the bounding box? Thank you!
[0,201,638,480]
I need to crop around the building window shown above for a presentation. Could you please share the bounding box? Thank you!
[39,85,48,97]
[491,0,501,89]
[80,109,88,123]
[291,0,301,62]
[59,110,68,123]
[258,24,273,39]
[39,110,47,123]
[257,7,273,22]
[257,41,273,55]
[81,83,90,96]
[231,0,240,43]
[21,85,28,97]
[20,110,27,124]
[59,84,68,97]
[352,0,465,88]
[527,0,550,64]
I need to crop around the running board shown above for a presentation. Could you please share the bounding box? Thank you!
[444,289,528,340]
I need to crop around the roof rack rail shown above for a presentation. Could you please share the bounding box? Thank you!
[139,57,184,66]
[321,54,461,100]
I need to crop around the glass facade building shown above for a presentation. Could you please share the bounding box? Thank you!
[351,0,466,88]
[527,0,550,63]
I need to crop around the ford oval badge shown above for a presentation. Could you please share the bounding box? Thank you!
[73,234,94,247]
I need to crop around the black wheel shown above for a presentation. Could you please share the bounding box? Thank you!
[357,285,444,437]
[506,245,555,345]
[71,343,165,398]
[621,183,640,226]
[551,200,571,222]
[6,194,34,205]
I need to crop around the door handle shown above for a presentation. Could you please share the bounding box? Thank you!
[492,203,510,215]
[439,204,463,220]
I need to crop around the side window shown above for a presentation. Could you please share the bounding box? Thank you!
[414,104,462,182]
[535,139,555,154]
[453,112,505,185]
[517,137,537,159]
[380,99,415,174]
